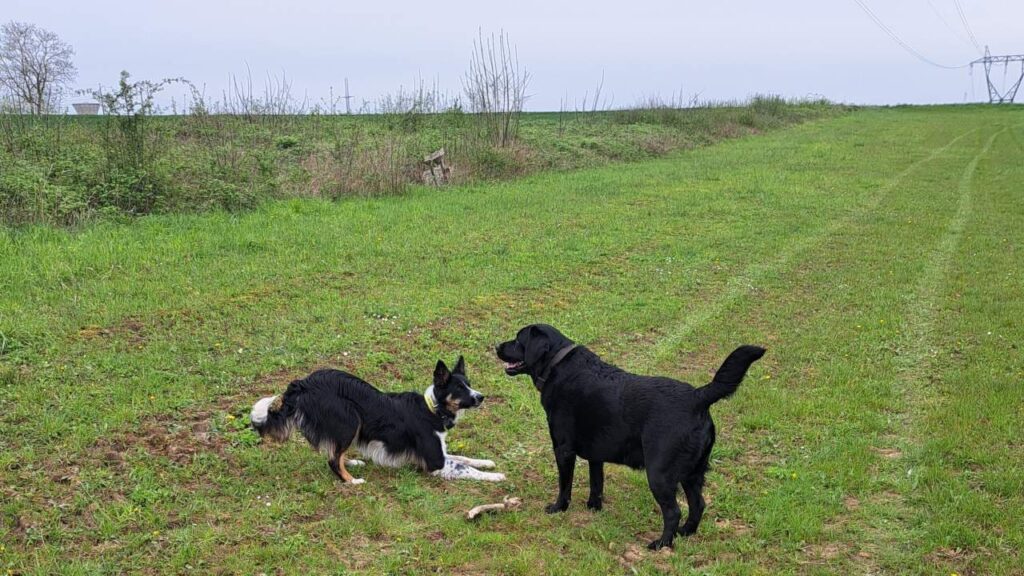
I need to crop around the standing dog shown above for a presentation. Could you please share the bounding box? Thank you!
[250,356,505,483]
[496,324,765,549]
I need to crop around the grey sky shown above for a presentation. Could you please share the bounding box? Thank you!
[6,0,1021,110]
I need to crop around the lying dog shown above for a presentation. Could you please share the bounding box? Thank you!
[250,356,505,483]
[496,324,764,549]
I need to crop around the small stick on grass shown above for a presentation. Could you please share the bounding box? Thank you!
[466,496,522,520]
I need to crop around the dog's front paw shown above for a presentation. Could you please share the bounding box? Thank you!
[348,478,366,485]
[586,497,602,511]
[475,459,496,469]
[545,500,570,514]
[483,472,506,482]
[647,537,673,551]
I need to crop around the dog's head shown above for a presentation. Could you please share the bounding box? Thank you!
[431,355,485,414]
[495,324,575,378]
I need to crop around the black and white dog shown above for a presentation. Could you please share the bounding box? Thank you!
[250,356,505,483]
[496,324,765,550]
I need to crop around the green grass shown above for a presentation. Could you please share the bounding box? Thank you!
[1,105,1022,574]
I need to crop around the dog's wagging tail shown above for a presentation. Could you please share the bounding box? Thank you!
[692,344,766,409]
[250,395,289,441]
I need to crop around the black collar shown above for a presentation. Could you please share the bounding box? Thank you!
[436,409,456,430]
[425,391,457,430]
[535,344,578,389]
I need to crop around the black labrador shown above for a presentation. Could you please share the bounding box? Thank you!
[496,324,765,550]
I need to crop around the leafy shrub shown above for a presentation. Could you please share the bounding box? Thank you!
[274,135,299,150]
[88,71,183,213]
[0,159,92,225]
[468,145,529,180]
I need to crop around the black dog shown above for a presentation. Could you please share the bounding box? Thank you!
[250,357,505,483]
[496,324,765,549]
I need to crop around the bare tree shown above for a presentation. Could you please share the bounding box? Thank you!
[462,30,530,147]
[0,21,77,114]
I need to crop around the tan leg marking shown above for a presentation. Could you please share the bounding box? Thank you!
[336,452,366,484]
[337,453,355,482]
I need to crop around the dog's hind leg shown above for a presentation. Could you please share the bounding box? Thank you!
[645,471,682,550]
[328,452,366,485]
[678,475,706,536]
[679,436,713,535]
[321,417,364,485]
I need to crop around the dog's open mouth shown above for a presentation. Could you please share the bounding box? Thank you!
[503,361,524,373]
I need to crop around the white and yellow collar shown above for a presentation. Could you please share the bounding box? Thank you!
[424,385,438,413]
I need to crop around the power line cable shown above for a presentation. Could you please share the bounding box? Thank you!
[925,0,977,50]
[951,0,984,55]
[850,0,970,69]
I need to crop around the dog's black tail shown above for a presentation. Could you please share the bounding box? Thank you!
[250,384,298,442]
[692,345,766,410]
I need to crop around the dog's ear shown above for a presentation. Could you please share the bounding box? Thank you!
[524,325,551,370]
[434,360,451,387]
[453,355,465,375]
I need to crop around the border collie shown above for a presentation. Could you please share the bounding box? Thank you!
[496,324,765,549]
[250,356,505,483]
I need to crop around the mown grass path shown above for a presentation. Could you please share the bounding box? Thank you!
[1,106,1021,574]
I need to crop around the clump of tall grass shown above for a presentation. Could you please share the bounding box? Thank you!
[373,77,458,133]
[613,93,839,134]
[299,127,415,198]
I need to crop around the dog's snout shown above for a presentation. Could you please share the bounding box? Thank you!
[473,392,485,405]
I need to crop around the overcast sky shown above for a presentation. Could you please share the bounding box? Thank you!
[6,0,1021,111]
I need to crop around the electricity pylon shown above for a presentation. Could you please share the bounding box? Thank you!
[971,46,1024,104]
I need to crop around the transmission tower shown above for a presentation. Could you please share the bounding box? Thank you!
[344,78,353,114]
[971,46,1024,103]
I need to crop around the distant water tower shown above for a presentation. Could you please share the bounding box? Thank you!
[72,102,101,115]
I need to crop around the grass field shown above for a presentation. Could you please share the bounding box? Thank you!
[1,105,1022,575]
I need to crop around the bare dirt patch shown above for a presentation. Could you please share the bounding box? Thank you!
[86,410,231,467]
[77,316,147,345]
[872,447,903,459]
[713,517,752,536]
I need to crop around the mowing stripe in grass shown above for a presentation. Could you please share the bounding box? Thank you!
[894,126,1006,380]
[833,125,1009,572]
[650,126,980,365]
[618,119,999,572]
[905,121,1024,573]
